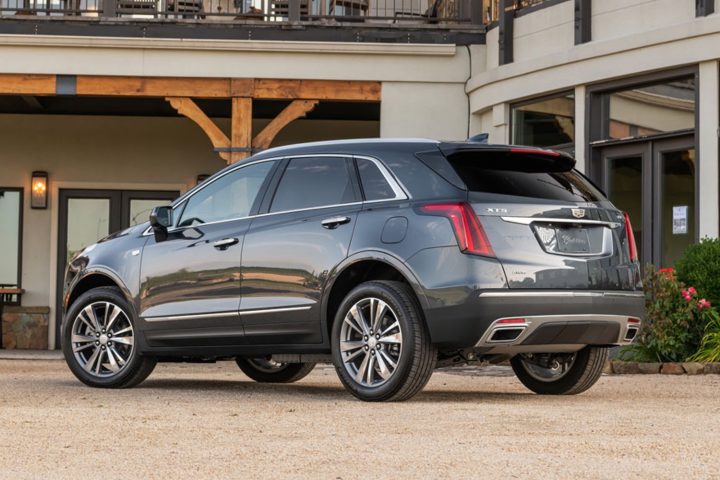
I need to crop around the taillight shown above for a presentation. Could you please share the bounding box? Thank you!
[623,212,638,263]
[418,202,495,257]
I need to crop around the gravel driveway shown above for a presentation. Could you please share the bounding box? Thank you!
[0,360,718,479]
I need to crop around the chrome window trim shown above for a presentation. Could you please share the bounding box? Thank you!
[142,153,409,236]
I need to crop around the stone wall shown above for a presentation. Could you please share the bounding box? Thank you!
[1,306,49,349]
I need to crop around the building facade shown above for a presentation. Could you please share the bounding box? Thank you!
[0,0,718,349]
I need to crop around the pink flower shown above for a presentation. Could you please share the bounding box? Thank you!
[659,267,675,277]
[688,287,697,295]
[681,290,692,302]
[698,299,712,310]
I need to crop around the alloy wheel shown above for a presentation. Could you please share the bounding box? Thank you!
[519,353,577,382]
[339,297,403,388]
[246,357,290,373]
[70,301,134,378]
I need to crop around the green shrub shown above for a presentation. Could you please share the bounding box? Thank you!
[689,312,720,363]
[620,265,714,362]
[675,237,720,307]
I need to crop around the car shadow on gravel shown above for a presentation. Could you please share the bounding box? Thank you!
[137,378,347,397]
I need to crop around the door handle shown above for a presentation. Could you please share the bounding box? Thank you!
[213,238,239,250]
[321,216,351,229]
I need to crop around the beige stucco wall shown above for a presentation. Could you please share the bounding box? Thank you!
[513,0,574,63]
[380,82,468,140]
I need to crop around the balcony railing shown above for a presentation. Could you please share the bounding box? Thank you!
[0,0,487,25]
[484,0,559,23]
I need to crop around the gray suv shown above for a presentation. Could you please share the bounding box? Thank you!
[61,139,643,401]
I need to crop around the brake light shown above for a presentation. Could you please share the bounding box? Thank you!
[623,212,638,263]
[419,203,495,257]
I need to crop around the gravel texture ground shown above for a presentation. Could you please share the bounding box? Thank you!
[1,359,718,479]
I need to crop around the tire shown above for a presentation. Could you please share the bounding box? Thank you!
[511,346,608,395]
[235,357,316,383]
[331,280,437,402]
[62,286,156,389]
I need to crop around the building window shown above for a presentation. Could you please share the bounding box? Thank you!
[511,91,575,151]
[606,77,696,140]
[0,188,22,293]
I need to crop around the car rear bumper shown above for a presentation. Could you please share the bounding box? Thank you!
[423,290,644,351]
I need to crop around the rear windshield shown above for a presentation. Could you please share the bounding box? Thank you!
[449,157,604,203]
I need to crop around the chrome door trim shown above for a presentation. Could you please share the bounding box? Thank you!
[478,291,644,298]
[144,311,240,322]
[238,306,312,316]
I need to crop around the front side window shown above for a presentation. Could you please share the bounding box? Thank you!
[270,157,357,213]
[178,161,275,227]
[357,158,395,201]
[0,188,22,292]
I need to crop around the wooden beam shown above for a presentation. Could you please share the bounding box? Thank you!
[0,74,56,96]
[79,76,233,98]
[254,79,380,101]
[253,99,319,151]
[231,97,253,163]
[166,97,231,162]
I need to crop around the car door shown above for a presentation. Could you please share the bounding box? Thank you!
[240,155,362,344]
[138,160,277,347]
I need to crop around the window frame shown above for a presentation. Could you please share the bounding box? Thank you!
[164,154,409,234]
[509,89,576,153]
[0,186,24,304]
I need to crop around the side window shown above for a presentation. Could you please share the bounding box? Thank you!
[270,157,357,213]
[356,158,396,201]
[0,188,22,295]
[178,161,275,227]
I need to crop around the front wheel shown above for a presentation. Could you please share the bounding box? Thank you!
[510,346,608,395]
[331,280,436,402]
[62,286,156,388]
[235,357,315,383]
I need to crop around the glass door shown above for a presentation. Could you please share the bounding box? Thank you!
[598,135,695,268]
[654,138,696,267]
[56,189,179,347]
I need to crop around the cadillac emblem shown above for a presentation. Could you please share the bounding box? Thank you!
[571,208,586,219]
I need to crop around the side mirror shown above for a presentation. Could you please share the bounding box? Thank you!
[149,206,173,242]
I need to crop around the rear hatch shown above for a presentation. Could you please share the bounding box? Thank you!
[436,144,639,291]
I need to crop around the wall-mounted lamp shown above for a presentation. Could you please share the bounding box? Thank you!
[31,171,48,209]
[196,174,210,185]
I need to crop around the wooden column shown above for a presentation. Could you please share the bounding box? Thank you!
[231,98,253,163]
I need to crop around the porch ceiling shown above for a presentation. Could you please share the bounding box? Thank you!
[0,96,380,121]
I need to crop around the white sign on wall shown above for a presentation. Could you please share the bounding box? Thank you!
[673,206,688,235]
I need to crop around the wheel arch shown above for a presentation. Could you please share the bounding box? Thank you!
[65,268,133,313]
[321,251,428,344]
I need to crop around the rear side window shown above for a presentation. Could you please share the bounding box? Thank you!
[270,157,358,213]
[449,156,604,202]
[357,158,395,201]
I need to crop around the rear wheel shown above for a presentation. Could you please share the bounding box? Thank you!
[331,281,436,402]
[235,357,316,383]
[511,346,608,395]
[62,286,156,388]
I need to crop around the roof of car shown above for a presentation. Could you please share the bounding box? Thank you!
[248,138,440,161]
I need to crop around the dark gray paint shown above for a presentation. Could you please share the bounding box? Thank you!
[62,139,644,359]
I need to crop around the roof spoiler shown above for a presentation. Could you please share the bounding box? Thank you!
[437,142,576,172]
